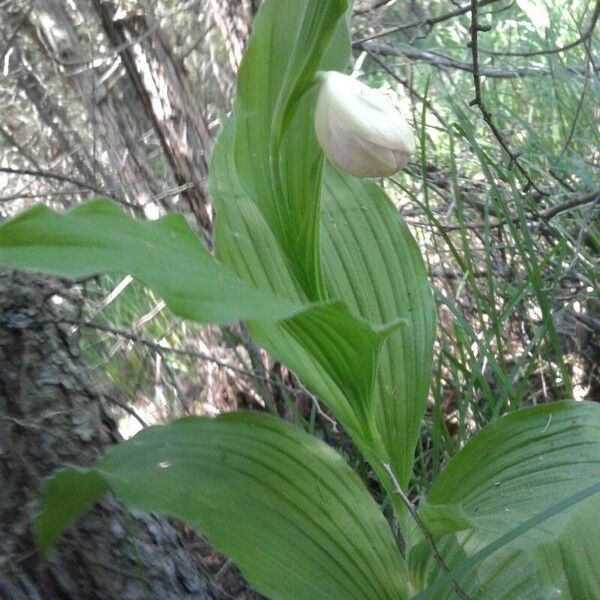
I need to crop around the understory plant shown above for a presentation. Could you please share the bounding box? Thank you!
[0,1,599,598]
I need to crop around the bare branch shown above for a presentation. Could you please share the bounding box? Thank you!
[480,0,600,58]
[358,42,584,78]
[362,48,449,127]
[0,166,103,193]
[540,190,600,220]
[0,3,33,65]
[467,0,548,195]
[353,0,501,46]
[37,316,309,399]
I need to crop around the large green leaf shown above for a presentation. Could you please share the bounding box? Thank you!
[321,168,436,487]
[0,200,304,324]
[0,197,401,450]
[210,118,402,447]
[37,412,409,600]
[411,400,600,599]
[232,0,349,298]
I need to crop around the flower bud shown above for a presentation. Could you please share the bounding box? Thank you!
[314,71,415,178]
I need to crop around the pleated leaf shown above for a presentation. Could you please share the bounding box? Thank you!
[0,200,305,324]
[211,123,404,451]
[321,168,436,487]
[232,0,349,298]
[37,412,410,600]
[0,198,402,445]
[412,400,600,599]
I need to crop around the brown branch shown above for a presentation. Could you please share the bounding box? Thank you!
[0,167,142,210]
[353,0,390,15]
[381,463,472,600]
[92,0,213,234]
[539,190,600,220]
[0,3,33,65]
[468,0,548,195]
[0,166,103,193]
[362,49,449,127]
[103,394,149,428]
[440,190,600,231]
[39,317,308,399]
[405,166,599,230]
[359,42,584,78]
[560,62,591,156]
[480,0,600,58]
[353,0,501,46]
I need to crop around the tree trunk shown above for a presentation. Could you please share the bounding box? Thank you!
[91,0,214,233]
[0,270,216,600]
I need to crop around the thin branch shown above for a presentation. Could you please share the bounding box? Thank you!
[439,190,599,231]
[42,0,203,68]
[362,49,449,127]
[353,0,392,15]
[0,167,143,210]
[359,42,584,78]
[104,394,148,428]
[381,463,472,600]
[38,317,308,399]
[0,3,33,65]
[0,166,102,193]
[0,123,40,170]
[467,0,548,195]
[480,0,600,58]
[560,50,592,157]
[353,0,501,46]
[539,190,600,220]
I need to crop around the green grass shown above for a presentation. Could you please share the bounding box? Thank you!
[358,0,600,499]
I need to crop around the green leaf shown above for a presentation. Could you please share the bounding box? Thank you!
[321,168,437,487]
[212,118,411,468]
[250,305,404,449]
[0,195,407,460]
[38,412,410,600]
[412,401,600,599]
[0,200,306,324]
[232,0,349,298]
[414,482,600,600]
[36,466,109,558]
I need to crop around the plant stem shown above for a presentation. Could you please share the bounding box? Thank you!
[382,463,472,600]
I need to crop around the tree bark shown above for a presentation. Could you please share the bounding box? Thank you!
[208,0,256,73]
[91,0,214,234]
[0,270,216,600]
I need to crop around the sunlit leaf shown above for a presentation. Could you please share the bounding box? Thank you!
[0,200,305,324]
[232,0,349,298]
[36,467,108,558]
[210,0,436,489]
[37,412,410,600]
[321,168,437,487]
[412,400,600,599]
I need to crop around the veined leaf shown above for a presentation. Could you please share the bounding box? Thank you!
[36,467,109,558]
[0,200,305,324]
[321,168,437,487]
[232,0,349,298]
[211,0,436,491]
[211,117,410,460]
[412,400,600,599]
[37,412,410,600]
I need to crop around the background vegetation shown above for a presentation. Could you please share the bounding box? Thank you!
[1,0,598,596]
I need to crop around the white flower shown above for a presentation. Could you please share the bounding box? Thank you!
[314,71,415,178]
